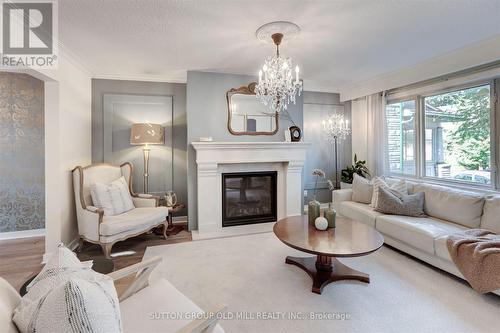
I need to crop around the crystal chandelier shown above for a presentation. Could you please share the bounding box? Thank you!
[322,113,351,141]
[255,31,303,113]
[322,113,351,190]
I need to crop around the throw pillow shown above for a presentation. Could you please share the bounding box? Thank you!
[13,245,122,333]
[375,186,426,217]
[90,176,135,216]
[351,174,373,204]
[370,177,407,208]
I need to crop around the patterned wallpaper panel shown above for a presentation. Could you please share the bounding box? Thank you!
[0,73,45,232]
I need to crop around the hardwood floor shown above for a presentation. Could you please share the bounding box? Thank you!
[0,224,192,293]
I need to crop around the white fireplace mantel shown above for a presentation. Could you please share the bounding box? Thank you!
[191,141,310,239]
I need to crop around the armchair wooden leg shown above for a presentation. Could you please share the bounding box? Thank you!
[163,220,168,240]
[101,243,113,259]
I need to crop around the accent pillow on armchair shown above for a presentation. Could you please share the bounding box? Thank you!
[90,176,135,216]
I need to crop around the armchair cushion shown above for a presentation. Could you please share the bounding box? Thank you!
[90,176,135,216]
[120,278,224,333]
[100,207,168,236]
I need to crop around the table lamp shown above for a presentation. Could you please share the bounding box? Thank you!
[130,123,164,193]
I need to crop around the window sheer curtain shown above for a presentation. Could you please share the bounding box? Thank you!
[365,92,388,177]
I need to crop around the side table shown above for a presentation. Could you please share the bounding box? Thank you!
[166,203,186,236]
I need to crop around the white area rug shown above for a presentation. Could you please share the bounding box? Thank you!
[144,232,500,333]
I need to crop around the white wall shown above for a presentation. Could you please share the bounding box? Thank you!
[339,35,500,101]
[35,53,92,258]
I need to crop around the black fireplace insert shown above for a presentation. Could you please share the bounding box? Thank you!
[222,171,277,227]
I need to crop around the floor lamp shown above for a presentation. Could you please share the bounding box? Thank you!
[130,123,164,193]
[322,114,351,190]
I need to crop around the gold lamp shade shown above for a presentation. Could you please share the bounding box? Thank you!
[130,123,164,145]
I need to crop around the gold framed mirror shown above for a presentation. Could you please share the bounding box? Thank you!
[226,82,278,136]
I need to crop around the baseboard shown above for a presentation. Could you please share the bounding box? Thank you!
[0,228,45,240]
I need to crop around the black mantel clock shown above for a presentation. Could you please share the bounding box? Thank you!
[289,126,301,142]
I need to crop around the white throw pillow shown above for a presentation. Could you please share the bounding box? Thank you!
[370,177,407,208]
[351,174,373,204]
[90,176,135,216]
[13,245,122,333]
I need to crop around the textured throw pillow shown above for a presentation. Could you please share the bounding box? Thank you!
[351,174,373,204]
[375,186,426,217]
[13,245,122,333]
[90,176,135,216]
[370,177,407,208]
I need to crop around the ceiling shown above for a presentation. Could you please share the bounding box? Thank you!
[59,0,500,93]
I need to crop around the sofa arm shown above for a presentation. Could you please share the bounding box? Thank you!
[109,256,162,302]
[333,189,353,202]
[332,189,353,213]
[176,305,227,333]
[132,194,159,207]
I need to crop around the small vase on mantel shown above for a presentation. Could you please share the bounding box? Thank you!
[308,199,321,226]
[324,202,336,228]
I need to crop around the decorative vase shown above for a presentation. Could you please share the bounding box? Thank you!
[308,200,321,225]
[314,216,328,231]
[324,202,336,228]
[340,182,352,189]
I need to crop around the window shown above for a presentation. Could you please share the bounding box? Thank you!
[386,100,416,175]
[424,85,491,185]
[386,82,493,187]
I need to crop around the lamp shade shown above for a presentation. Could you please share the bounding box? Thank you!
[130,123,164,145]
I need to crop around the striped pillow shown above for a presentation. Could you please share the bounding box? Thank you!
[90,176,135,216]
[13,245,122,333]
[370,177,407,208]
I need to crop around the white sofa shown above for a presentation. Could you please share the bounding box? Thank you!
[332,181,500,296]
[0,257,225,333]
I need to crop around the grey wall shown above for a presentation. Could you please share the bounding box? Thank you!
[303,92,352,203]
[186,71,303,230]
[91,79,187,216]
[0,72,45,232]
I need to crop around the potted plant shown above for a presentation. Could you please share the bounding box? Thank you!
[340,154,370,189]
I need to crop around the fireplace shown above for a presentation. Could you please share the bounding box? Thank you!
[222,171,277,227]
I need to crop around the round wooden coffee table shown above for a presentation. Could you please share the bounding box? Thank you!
[273,215,384,294]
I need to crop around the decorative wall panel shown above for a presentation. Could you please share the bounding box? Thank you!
[0,73,45,232]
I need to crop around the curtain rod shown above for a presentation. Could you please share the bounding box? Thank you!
[386,59,500,95]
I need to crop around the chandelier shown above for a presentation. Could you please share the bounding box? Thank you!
[255,22,303,113]
[322,113,351,141]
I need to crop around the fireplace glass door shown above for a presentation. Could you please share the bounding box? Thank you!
[222,171,277,227]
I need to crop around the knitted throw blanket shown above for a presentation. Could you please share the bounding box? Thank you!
[447,229,500,294]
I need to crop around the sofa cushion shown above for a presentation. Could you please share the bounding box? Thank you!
[13,245,121,333]
[481,195,500,234]
[121,278,224,333]
[375,187,426,217]
[100,207,168,236]
[376,215,466,254]
[351,174,373,204]
[413,183,485,228]
[370,177,407,208]
[339,201,384,227]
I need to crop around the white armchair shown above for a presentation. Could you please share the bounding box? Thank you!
[72,162,169,258]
